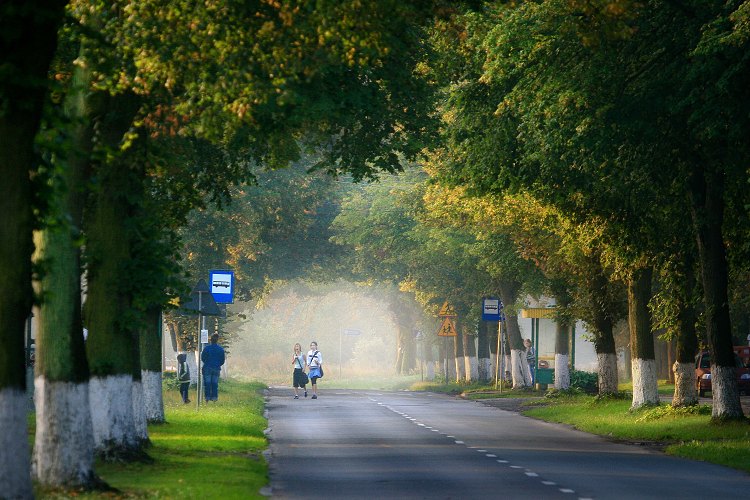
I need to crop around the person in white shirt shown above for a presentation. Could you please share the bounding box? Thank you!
[306,341,323,399]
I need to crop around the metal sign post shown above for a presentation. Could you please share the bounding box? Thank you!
[487,298,503,391]
[437,304,457,383]
[196,292,202,409]
[495,320,501,391]
[500,313,507,390]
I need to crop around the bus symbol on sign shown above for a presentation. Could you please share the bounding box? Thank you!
[482,298,502,321]
[209,270,235,304]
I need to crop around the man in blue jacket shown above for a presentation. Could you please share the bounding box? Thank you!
[201,333,226,401]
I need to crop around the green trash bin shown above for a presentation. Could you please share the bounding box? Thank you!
[536,368,554,387]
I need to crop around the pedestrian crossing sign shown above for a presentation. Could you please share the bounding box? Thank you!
[437,317,457,337]
[438,301,457,318]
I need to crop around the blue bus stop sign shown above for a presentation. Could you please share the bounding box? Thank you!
[482,297,503,321]
[209,270,235,304]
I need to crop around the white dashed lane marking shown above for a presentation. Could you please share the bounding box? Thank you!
[372,396,587,499]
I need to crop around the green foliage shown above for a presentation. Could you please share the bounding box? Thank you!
[594,391,633,402]
[570,369,598,394]
[635,404,712,423]
[178,159,348,303]
[161,371,180,389]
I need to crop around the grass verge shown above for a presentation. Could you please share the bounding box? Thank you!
[524,393,750,473]
[36,379,268,499]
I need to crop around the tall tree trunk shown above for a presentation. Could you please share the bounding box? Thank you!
[141,308,165,423]
[587,263,619,395]
[477,321,491,383]
[550,288,572,390]
[453,318,464,383]
[688,161,744,420]
[131,325,148,446]
[32,182,97,487]
[444,337,456,381]
[462,322,478,382]
[32,47,102,488]
[500,280,530,388]
[396,324,409,375]
[488,320,501,384]
[0,106,37,500]
[423,336,435,381]
[554,317,571,391]
[672,254,699,407]
[0,2,67,497]
[84,92,144,459]
[629,266,659,409]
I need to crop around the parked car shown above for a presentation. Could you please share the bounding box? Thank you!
[695,346,750,397]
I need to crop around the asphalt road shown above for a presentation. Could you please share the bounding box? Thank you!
[264,388,750,499]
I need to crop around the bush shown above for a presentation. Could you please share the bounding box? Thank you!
[162,371,180,389]
[570,369,598,394]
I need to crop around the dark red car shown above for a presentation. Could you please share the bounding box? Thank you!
[695,346,750,397]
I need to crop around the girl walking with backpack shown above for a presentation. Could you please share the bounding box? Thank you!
[306,341,323,399]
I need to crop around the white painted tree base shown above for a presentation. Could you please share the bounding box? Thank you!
[631,358,659,408]
[142,370,164,423]
[597,353,619,395]
[131,380,149,444]
[465,356,478,382]
[32,378,95,487]
[89,374,138,458]
[0,387,33,499]
[478,357,491,383]
[672,361,698,406]
[554,354,570,390]
[711,365,745,419]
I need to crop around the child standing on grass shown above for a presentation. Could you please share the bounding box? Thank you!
[177,353,191,404]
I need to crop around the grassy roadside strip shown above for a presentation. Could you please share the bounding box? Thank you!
[36,379,269,499]
[521,394,750,473]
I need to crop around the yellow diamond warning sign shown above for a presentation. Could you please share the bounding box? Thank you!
[437,317,457,337]
[438,301,457,318]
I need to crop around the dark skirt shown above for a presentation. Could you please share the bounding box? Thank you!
[293,367,307,388]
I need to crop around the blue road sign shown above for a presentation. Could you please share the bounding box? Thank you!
[209,270,235,304]
[481,297,503,321]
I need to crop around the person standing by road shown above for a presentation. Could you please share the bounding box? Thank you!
[524,338,536,386]
[306,341,323,399]
[201,333,226,402]
[177,353,191,404]
[292,343,307,399]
